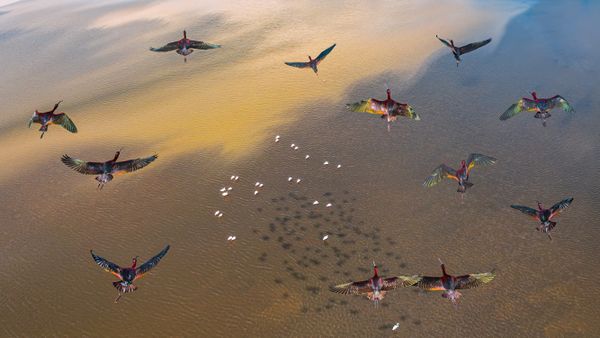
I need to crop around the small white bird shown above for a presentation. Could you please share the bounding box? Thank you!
[255,182,260,187]
[220,187,226,192]
[234,176,239,181]
[290,143,295,148]
[214,210,221,216]
[322,235,329,241]
[259,183,264,188]
[227,236,237,241]
[313,200,319,205]
[296,178,301,184]
[326,203,332,208]
[254,190,259,195]
[305,155,310,159]
[323,161,329,165]
[392,323,400,331]
[336,164,342,169]
[288,177,293,182]
[275,138,280,143]
[222,192,229,197]
[230,175,235,180]
[217,213,223,218]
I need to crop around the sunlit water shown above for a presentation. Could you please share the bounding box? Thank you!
[1,0,599,336]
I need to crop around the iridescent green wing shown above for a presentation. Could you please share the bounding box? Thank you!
[466,153,496,174]
[455,271,495,289]
[330,279,371,295]
[423,164,458,187]
[548,95,575,113]
[346,98,385,116]
[499,98,537,120]
[549,197,573,219]
[382,275,421,290]
[51,113,78,133]
[135,245,170,280]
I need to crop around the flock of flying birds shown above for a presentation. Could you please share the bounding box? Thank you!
[25,30,576,313]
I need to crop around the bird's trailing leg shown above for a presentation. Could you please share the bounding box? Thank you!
[114,293,123,303]
[40,132,45,139]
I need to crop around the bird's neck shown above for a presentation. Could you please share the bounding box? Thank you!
[131,258,137,269]
[386,91,391,100]
[441,264,447,276]
[537,202,543,211]
[112,152,120,162]
[308,56,313,62]
[373,266,379,277]
[531,92,538,101]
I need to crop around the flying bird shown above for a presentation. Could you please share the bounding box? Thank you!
[284,43,336,76]
[436,35,491,66]
[347,89,420,128]
[413,259,495,305]
[510,198,573,240]
[500,92,575,126]
[423,153,496,193]
[27,100,77,138]
[150,30,220,62]
[90,245,170,303]
[329,261,419,304]
[61,150,158,189]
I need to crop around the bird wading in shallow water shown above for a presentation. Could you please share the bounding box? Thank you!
[27,100,77,138]
[436,35,491,67]
[500,92,575,126]
[423,153,496,193]
[347,89,420,130]
[61,150,158,189]
[284,43,336,76]
[329,261,419,305]
[413,259,495,306]
[510,197,573,240]
[91,245,170,303]
[150,30,220,63]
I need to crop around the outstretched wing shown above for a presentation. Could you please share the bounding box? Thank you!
[61,155,104,175]
[346,98,386,116]
[499,98,538,120]
[414,276,444,291]
[51,113,78,133]
[329,279,371,295]
[466,153,496,174]
[382,275,421,290]
[436,35,452,48]
[510,205,539,220]
[315,43,336,64]
[111,155,158,175]
[549,197,573,219]
[27,113,40,128]
[135,245,170,280]
[90,250,122,278]
[548,95,575,113]
[284,61,310,68]
[150,41,179,52]
[455,271,495,290]
[458,38,491,55]
[189,40,221,50]
[423,165,458,187]
[391,103,420,120]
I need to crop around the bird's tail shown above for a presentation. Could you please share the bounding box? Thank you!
[458,181,473,193]
[113,281,137,294]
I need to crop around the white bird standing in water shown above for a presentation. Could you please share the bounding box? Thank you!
[392,323,400,331]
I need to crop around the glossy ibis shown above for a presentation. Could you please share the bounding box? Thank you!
[510,197,574,240]
[423,153,496,193]
[150,30,220,62]
[436,35,491,67]
[27,100,77,138]
[284,43,336,76]
[500,92,574,126]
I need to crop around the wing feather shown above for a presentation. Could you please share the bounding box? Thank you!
[189,40,221,50]
[111,155,158,175]
[150,41,179,52]
[548,95,575,113]
[466,153,496,173]
[458,38,491,55]
[51,113,78,133]
[90,250,122,278]
[329,279,371,295]
[346,99,385,115]
[414,276,444,290]
[135,245,170,280]
[284,61,310,68]
[315,43,336,63]
[549,197,573,219]
[510,205,539,219]
[382,275,421,290]
[61,155,104,175]
[436,35,452,48]
[455,271,495,289]
[423,165,458,187]
[500,98,537,120]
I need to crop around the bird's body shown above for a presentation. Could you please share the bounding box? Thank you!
[347,89,420,126]
[500,92,574,126]
[285,44,336,76]
[150,30,220,62]
[61,150,158,189]
[27,101,77,138]
[436,35,491,66]
[414,260,495,305]
[510,197,573,240]
[423,153,496,193]
[329,262,419,304]
[90,245,170,302]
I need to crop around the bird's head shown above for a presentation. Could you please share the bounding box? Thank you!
[536,201,543,210]
[531,91,538,100]
[460,159,466,167]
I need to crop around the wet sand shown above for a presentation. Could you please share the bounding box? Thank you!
[1,0,599,337]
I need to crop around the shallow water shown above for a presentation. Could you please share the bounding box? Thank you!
[1,0,599,336]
